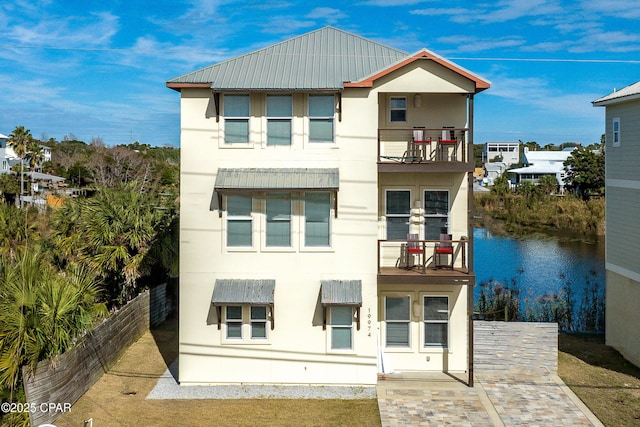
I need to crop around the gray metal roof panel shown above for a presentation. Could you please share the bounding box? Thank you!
[168,27,409,90]
[212,279,275,305]
[321,280,362,306]
[215,168,339,191]
[593,80,640,105]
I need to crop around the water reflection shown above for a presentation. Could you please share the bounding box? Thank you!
[473,228,605,330]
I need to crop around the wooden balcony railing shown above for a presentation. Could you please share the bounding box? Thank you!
[377,237,469,275]
[378,127,470,164]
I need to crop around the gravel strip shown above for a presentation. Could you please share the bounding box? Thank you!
[147,360,377,400]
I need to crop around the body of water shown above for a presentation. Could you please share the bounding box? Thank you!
[473,228,605,331]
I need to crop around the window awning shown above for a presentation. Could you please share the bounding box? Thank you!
[212,279,276,330]
[214,168,340,217]
[215,168,339,192]
[320,280,362,306]
[320,280,362,331]
[211,279,275,305]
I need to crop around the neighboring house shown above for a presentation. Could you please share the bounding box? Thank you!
[508,147,573,191]
[483,162,508,186]
[593,80,640,367]
[167,27,490,386]
[482,142,519,166]
[0,133,20,175]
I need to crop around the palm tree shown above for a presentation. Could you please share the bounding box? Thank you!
[7,126,34,207]
[0,249,106,397]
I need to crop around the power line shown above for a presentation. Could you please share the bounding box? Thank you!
[450,56,640,64]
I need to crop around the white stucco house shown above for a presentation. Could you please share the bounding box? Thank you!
[482,142,519,166]
[167,27,490,387]
[593,80,640,368]
[508,147,574,191]
[0,133,20,175]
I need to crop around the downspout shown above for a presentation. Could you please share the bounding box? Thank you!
[467,93,475,388]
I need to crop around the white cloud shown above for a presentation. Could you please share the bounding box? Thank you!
[305,7,348,24]
[581,0,640,19]
[437,35,526,53]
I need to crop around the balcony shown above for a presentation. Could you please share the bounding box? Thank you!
[378,127,473,173]
[377,238,474,285]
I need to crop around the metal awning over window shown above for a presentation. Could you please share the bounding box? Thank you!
[212,279,275,330]
[320,280,362,331]
[213,168,340,217]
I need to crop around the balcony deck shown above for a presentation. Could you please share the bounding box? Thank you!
[378,266,474,285]
[378,127,473,173]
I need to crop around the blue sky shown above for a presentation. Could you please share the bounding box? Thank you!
[1,0,639,147]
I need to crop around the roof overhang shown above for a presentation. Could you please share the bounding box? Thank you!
[211,279,276,330]
[320,280,362,331]
[344,49,491,93]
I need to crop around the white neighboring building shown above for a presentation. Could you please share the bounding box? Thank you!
[167,27,490,387]
[0,133,20,175]
[593,80,640,367]
[508,147,574,191]
[482,142,519,166]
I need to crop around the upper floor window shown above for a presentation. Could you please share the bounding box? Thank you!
[266,193,292,247]
[389,97,407,123]
[227,195,253,247]
[386,190,410,240]
[224,95,250,144]
[423,296,449,348]
[424,190,449,240]
[308,95,335,143]
[612,117,620,147]
[304,192,331,247]
[267,95,292,146]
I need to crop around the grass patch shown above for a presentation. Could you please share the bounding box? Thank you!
[559,333,640,426]
[55,319,381,427]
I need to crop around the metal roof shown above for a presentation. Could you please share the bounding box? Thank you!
[593,80,640,106]
[211,279,275,305]
[214,168,339,191]
[167,26,409,90]
[321,280,362,306]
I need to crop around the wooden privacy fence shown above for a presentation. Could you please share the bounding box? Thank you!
[474,321,558,375]
[23,284,169,427]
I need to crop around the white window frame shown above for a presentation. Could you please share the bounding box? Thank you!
[423,190,449,240]
[389,96,407,123]
[612,117,620,147]
[222,305,271,344]
[303,191,332,249]
[385,189,411,240]
[422,295,449,350]
[225,195,254,250]
[384,295,412,350]
[264,193,292,249]
[223,94,250,145]
[266,94,293,146]
[308,94,335,144]
[328,306,354,351]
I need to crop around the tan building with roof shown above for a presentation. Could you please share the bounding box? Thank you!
[167,27,490,386]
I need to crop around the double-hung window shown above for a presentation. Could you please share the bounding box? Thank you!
[309,95,335,143]
[385,296,410,347]
[386,190,410,240]
[304,192,331,247]
[389,97,407,123]
[424,190,449,240]
[423,296,449,348]
[612,117,620,147]
[330,306,353,350]
[225,306,243,339]
[267,95,292,146]
[266,193,291,247]
[250,306,268,339]
[224,306,269,340]
[224,95,250,144]
[227,195,253,247]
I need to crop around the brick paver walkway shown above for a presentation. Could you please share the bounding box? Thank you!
[377,373,603,426]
